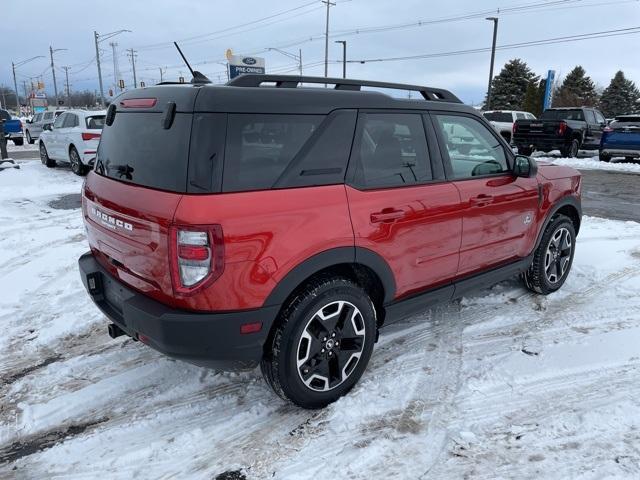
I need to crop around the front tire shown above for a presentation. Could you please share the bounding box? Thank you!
[39,142,56,168]
[261,276,377,409]
[26,131,34,144]
[69,146,87,176]
[523,214,576,295]
[599,151,611,162]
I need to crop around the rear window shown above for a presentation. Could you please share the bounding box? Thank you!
[95,112,192,192]
[222,114,323,192]
[541,109,585,121]
[611,116,640,129]
[483,112,513,123]
[86,115,105,129]
[0,110,10,121]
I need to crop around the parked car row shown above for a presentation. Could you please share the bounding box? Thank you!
[24,110,65,144]
[38,109,106,175]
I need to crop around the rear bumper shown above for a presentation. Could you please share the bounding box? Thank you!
[78,252,280,370]
[600,148,640,158]
[514,137,568,152]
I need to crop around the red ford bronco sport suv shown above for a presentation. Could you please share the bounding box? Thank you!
[79,74,581,408]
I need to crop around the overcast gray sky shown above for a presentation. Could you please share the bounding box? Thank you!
[2,0,639,104]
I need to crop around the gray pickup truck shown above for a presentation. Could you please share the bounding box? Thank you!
[513,107,606,157]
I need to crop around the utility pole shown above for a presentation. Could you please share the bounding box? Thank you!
[110,42,121,89]
[485,17,499,110]
[94,31,105,107]
[12,63,19,113]
[49,46,67,107]
[94,29,131,106]
[299,48,303,76]
[1,87,6,110]
[335,40,346,78]
[322,0,335,78]
[128,48,138,87]
[62,66,71,106]
[159,67,164,83]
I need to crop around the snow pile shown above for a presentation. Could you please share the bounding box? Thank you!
[1,162,639,479]
[532,151,640,174]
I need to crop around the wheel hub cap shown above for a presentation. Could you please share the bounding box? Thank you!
[544,227,572,284]
[296,300,366,392]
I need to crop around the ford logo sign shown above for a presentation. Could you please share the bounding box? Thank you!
[243,57,257,65]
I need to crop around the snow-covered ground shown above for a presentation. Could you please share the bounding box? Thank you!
[1,162,640,479]
[6,142,39,153]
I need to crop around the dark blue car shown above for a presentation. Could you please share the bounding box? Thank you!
[599,114,640,162]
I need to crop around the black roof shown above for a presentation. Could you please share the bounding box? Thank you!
[114,74,474,115]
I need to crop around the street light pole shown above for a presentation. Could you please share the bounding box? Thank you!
[485,17,499,110]
[267,48,303,76]
[335,40,346,78]
[49,46,67,107]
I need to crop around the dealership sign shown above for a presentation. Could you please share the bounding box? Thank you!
[228,54,265,79]
[543,70,556,110]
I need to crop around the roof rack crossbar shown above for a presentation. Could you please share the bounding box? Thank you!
[226,74,462,103]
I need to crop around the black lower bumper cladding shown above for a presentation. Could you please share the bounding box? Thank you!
[78,252,279,370]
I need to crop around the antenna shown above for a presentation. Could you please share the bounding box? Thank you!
[173,42,211,84]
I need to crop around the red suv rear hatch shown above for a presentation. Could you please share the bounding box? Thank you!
[83,88,197,306]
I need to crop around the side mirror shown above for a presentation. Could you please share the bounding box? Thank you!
[513,155,538,178]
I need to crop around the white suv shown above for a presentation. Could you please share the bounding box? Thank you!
[38,110,106,175]
[483,110,536,144]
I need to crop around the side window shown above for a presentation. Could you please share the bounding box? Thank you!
[434,114,509,179]
[33,113,42,122]
[351,113,431,189]
[44,112,53,121]
[585,110,596,124]
[515,112,526,120]
[594,111,606,124]
[63,114,78,128]
[53,113,66,128]
[223,114,323,192]
[526,113,536,120]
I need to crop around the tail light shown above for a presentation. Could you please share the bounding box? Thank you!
[169,225,224,295]
[512,122,518,134]
[603,126,613,132]
[557,121,567,136]
[82,132,101,141]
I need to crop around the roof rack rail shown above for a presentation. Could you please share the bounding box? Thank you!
[226,74,462,103]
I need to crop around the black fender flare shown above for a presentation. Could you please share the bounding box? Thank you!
[534,195,582,251]
[263,246,396,308]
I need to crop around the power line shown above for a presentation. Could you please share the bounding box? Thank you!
[347,26,640,64]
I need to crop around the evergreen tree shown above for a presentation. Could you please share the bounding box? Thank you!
[522,80,538,114]
[484,58,537,110]
[599,71,640,117]
[553,66,598,107]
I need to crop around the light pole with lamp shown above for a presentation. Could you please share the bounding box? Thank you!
[485,17,499,109]
[267,47,303,77]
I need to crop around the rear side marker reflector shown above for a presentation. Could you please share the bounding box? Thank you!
[120,98,157,108]
[240,322,262,334]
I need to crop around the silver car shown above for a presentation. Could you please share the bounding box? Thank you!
[24,110,65,144]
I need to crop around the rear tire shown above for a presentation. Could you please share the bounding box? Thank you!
[261,276,377,409]
[561,139,579,158]
[39,142,56,168]
[69,146,87,176]
[519,146,533,156]
[523,214,576,295]
[12,137,24,146]
[599,151,611,162]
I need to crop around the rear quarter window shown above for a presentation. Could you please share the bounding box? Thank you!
[222,114,323,192]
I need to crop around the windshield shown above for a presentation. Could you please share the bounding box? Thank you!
[541,109,585,121]
[483,112,513,123]
[86,116,106,129]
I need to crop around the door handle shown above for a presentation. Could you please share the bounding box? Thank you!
[470,194,494,207]
[370,209,405,223]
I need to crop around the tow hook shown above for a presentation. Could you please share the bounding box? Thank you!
[108,323,125,339]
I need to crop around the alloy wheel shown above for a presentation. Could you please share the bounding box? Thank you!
[296,300,366,392]
[544,227,572,284]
